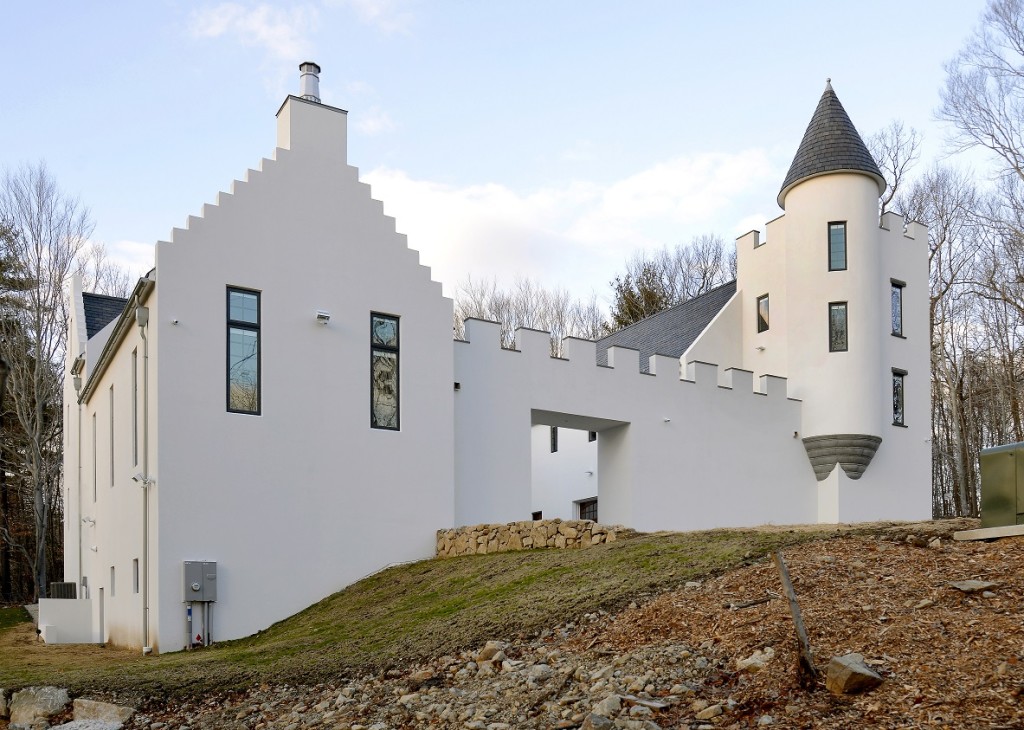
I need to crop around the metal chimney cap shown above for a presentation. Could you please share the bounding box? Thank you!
[299,61,321,73]
[298,61,321,103]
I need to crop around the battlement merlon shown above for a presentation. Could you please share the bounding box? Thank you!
[880,210,929,242]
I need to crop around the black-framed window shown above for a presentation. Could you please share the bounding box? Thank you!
[531,511,543,521]
[588,431,597,443]
[756,294,769,333]
[893,369,906,426]
[227,288,261,414]
[371,313,400,430]
[829,222,847,271]
[829,302,848,352]
[578,498,598,522]
[891,280,905,336]
[550,426,558,453]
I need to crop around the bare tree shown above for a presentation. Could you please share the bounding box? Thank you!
[868,120,922,214]
[0,162,93,599]
[939,0,1024,181]
[453,277,604,356]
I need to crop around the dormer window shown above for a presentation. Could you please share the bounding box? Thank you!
[829,222,847,271]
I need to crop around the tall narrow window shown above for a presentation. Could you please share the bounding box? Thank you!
[370,314,400,430]
[92,413,97,502]
[829,302,848,352]
[109,385,115,487]
[132,348,138,465]
[756,294,770,333]
[588,431,597,443]
[891,280,904,336]
[133,558,139,594]
[110,566,115,597]
[227,288,261,414]
[892,369,906,426]
[550,426,559,453]
[829,222,847,271]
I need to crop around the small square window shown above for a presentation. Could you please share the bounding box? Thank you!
[756,294,769,333]
[531,511,543,521]
[577,498,598,522]
[829,222,847,271]
[588,431,597,442]
[829,302,848,352]
[891,280,904,336]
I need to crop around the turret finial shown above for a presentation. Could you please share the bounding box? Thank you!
[826,77,832,90]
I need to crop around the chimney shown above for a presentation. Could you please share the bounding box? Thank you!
[299,61,321,103]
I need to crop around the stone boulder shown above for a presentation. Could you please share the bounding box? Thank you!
[10,686,70,729]
[73,698,135,724]
[825,653,883,694]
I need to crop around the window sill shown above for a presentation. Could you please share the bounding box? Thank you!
[892,422,908,428]
[891,333,906,339]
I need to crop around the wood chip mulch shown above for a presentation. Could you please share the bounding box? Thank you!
[570,532,1024,728]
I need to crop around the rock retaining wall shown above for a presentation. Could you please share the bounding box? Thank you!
[436,520,635,557]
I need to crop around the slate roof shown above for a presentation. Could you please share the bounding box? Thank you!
[778,81,884,208]
[596,280,737,371]
[82,292,129,339]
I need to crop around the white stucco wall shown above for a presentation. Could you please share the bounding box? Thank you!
[456,320,815,532]
[530,426,598,521]
[147,95,455,651]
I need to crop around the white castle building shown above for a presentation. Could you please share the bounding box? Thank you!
[44,66,929,652]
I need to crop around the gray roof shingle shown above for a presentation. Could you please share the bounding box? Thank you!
[596,280,736,371]
[82,292,129,339]
[778,81,884,208]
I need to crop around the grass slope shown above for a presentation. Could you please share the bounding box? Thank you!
[0,528,835,698]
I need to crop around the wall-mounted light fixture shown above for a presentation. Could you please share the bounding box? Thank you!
[315,310,331,324]
[81,517,95,526]
[132,474,154,487]
[663,417,672,423]
[756,346,766,352]
[89,546,98,553]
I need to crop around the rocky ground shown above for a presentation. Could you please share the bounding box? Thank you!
[8,524,1024,729]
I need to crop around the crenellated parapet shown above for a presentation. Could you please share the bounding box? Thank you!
[458,318,794,400]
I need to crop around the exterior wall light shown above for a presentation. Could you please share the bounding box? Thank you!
[315,310,331,324]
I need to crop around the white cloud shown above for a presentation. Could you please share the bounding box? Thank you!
[189,3,319,60]
[328,0,414,34]
[354,106,397,135]
[363,148,780,302]
[107,240,156,280]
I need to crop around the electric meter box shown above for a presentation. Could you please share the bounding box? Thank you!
[182,561,217,602]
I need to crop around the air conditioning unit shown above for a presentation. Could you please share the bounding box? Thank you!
[49,582,77,599]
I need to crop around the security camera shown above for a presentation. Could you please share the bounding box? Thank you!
[315,310,331,323]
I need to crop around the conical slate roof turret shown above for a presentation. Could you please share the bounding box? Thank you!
[777,80,885,209]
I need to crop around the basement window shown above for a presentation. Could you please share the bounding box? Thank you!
[577,498,598,522]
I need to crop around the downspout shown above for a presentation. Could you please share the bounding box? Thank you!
[136,305,152,655]
[71,354,85,597]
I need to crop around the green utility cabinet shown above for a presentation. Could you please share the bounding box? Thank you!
[980,442,1024,528]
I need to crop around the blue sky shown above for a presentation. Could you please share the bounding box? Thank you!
[2,1,990,304]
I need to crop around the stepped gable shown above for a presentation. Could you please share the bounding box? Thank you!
[82,292,128,338]
[777,80,885,208]
[597,280,736,371]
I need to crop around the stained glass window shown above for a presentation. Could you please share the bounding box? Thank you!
[829,302,848,352]
[371,314,400,430]
[829,222,847,271]
[757,294,769,333]
[891,282,904,336]
[893,370,906,426]
[227,288,260,414]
